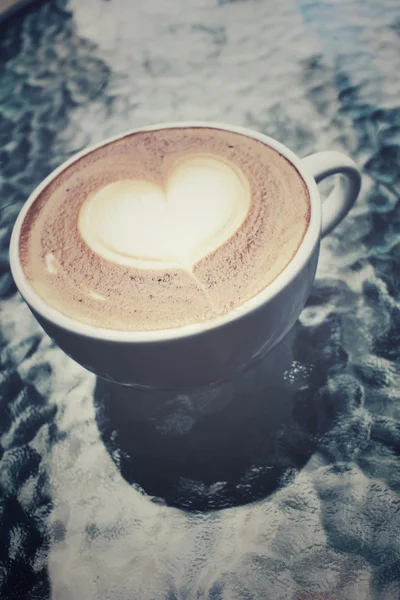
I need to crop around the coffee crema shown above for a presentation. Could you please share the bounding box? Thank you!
[19,127,311,331]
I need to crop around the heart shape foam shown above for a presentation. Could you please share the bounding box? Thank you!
[78,154,251,270]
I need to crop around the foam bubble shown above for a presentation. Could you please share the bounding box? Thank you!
[89,291,106,301]
[45,253,58,275]
[78,155,250,271]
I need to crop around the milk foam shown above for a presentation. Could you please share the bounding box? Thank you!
[19,127,311,331]
[45,252,59,274]
[78,155,250,270]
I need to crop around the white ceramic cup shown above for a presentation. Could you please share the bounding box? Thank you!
[10,122,361,389]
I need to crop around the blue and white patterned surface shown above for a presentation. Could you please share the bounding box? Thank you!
[0,0,399,598]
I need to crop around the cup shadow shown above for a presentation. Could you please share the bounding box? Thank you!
[93,326,332,511]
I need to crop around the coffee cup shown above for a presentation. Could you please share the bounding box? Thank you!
[10,122,361,389]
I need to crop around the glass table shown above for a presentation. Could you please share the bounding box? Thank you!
[0,0,399,598]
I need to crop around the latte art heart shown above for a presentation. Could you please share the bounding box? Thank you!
[78,155,251,270]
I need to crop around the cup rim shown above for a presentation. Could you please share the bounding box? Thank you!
[9,121,321,343]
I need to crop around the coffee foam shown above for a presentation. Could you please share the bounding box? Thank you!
[19,128,311,331]
[78,155,250,271]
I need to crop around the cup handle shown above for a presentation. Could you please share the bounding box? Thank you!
[301,151,362,237]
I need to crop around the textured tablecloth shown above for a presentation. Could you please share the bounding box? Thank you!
[0,0,399,598]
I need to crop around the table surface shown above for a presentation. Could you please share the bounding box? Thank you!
[0,0,399,598]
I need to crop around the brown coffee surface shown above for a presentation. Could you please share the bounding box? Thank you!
[19,127,310,331]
